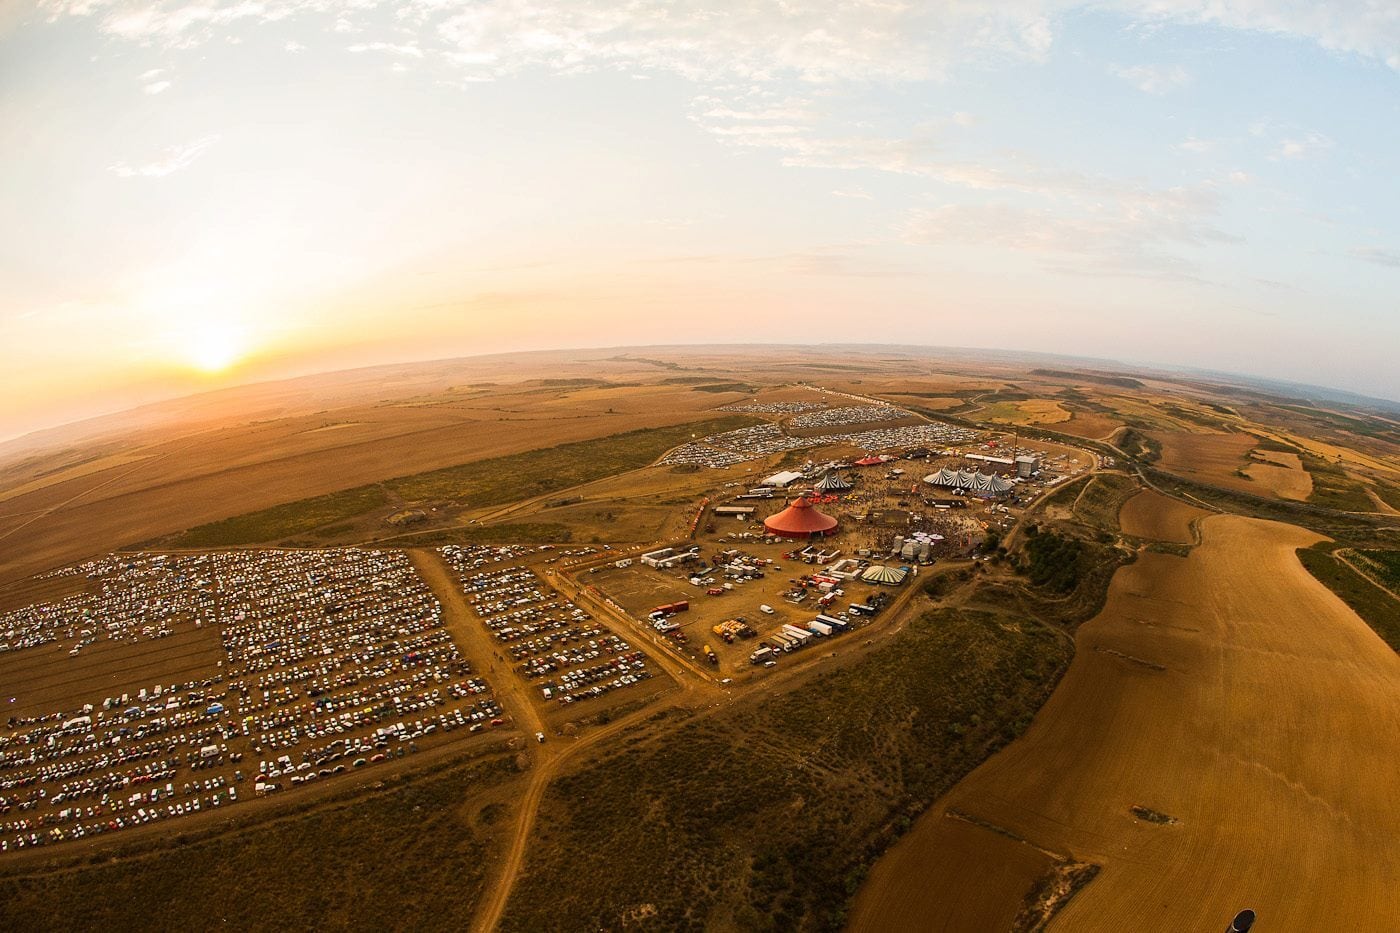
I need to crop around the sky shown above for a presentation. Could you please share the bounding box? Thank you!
[2,1,1399,439]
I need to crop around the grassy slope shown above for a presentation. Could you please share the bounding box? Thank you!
[1352,549,1400,594]
[1300,454,1375,512]
[1071,474,1140,532]
[169,415,755,547]
[0,755,515,933]
[499,608,1072,933]
[1296,547,1400,653]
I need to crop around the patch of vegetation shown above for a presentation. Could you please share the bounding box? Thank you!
[1030,369,1143,389]
[1159,403,1231,431]
[1145,468,1400,548]
[1350,549,1400,595]
[390,416,756,504]
[1013,861,1101,933]
[1275,404,1399,443]
[172,417,756,546]
[0,755,515,932]
[538,377,610,387]
[1130,805,1177,824]
[1020,529,1092,594]
[1071,474,1140,531]
[392,522,576,546]
[1375,481,1400,512]
[691,382,758,394]
[1299,454,1375,512]
[1296,546,1400,653]
[170,485,390,548]
[975,530,1130,629]
[1252,436,1303,455]
[1145,541,1193,557]
[1116,428,1161,464]
[500,608,1072,933]
[922,567,974,599]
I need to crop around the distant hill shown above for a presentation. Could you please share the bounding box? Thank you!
[1030,369,1144,389]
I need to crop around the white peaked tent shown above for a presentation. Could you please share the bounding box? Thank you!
[814,470,852,492]
[860,565,908,585]
[922,469,1015,497]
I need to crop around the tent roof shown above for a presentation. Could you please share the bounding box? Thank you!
[814,471,852,491]
[764,496,839,537]
[860,565,907,585]
[923,468,1014,496]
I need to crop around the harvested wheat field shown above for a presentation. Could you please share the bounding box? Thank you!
[850,515,1400,931]
[1118,490,1208,544]
[1244,450,1314,501]
[1056,410,1123,440]
[982,399,1072,426]
[1150,430,1261,494]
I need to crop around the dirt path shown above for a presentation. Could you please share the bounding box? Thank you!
[1335,549,1400,604]
[408,547,712,933]
[408,549,546,738]
[850,515,1400,931]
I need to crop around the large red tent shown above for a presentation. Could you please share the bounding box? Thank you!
[764,496,839,538]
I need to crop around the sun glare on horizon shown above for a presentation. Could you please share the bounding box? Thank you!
[182,320,246,373]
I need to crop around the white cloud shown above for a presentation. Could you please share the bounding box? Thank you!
[901,199,1229,281]
[284,40,305,52]
[1111,62,1190,94]
[107,135,219,178]
[143,79,171,94]
[1350,246,1400,268]
[1274,131,1333,161]
[37,1,1400,77]
[951,111,975,127]
[832,187,873,199]
[1176,136,1213,153]
[348,41,424,58]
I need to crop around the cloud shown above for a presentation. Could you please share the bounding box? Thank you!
[1350,247,1400,268]
[347,41,424,58]
[1273,131,1333,160]
[284,40,305,52]
[1111,62,1190,94]
[37,1,1400,79]
[832,187,873,199]
[1176,136,1213,153]
[900,177,1236,282]
[143,79,171,93]
[107,134,219,178]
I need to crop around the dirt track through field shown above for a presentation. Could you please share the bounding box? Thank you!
[850,514,1400,931]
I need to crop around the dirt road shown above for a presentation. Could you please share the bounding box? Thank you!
[850,514,1400,931]
[408,549,547,738]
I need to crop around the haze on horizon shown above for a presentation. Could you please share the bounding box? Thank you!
[3,0,1399,440]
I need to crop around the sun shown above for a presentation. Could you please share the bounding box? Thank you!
[182,321,246,373]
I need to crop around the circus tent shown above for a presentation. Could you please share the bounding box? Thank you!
[814,470,852,493]
[923,469,1015,497]
[764,496,839,538]
[860,565,907,585]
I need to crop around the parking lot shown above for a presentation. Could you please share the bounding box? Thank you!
[438,545,658,711]
[0,548,503,853]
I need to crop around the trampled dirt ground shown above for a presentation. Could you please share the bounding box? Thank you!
[850,512,1400,931]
